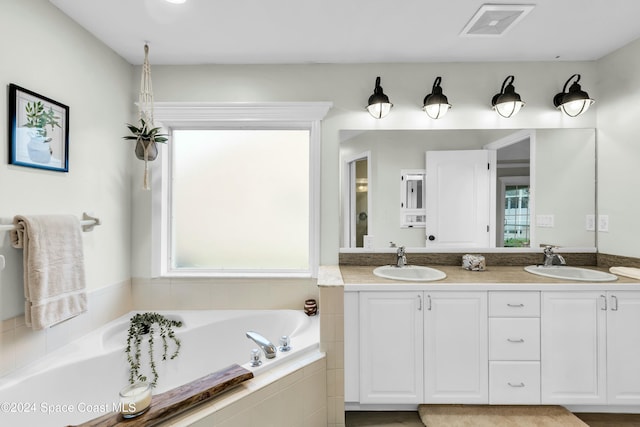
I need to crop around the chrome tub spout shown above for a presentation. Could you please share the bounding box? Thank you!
[246,331,277,359]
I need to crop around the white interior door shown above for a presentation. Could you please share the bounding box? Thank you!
[425,150,494,247]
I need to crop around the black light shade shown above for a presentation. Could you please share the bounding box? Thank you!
[553,74,594,117]
[366,76,393,119]
[491,75,525,118]
[423,77,452,119]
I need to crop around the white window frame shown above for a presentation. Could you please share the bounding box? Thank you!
[150,102,332,278]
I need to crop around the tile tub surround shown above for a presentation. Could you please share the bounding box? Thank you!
[131,277,319,311]
[0,279,131,378]
[162,354,327,427]
[319,266,346,427]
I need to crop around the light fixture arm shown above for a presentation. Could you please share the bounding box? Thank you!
[562,73,581,93]
[500,75,515,95]
[432,76,442,93]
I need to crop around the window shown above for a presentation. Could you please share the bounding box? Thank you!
[151,102,331,278]
[171,129,309,271]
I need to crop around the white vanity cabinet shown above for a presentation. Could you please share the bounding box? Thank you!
[541,291,640,405]
[346,290,487,405]
[358,291,424,404]
[488,291,541,404]
[424,291,488,403]
[345,282,640,410]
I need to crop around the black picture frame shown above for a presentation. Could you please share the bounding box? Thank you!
[8,84,69,172]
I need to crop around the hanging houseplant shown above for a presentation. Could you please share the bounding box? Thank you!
[123,118,168,190]
[125,312,182,387]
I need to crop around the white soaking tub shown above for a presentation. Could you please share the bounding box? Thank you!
[0,310,320,426]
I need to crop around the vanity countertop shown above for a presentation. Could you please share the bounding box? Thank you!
[340,265,640,291]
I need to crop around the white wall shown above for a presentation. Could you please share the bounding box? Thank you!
[0,0,134,319]
[139,61,598,269]
[596,38,640,258]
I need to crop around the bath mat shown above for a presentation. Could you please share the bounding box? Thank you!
[418,405,589,427]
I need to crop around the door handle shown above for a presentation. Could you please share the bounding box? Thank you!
[611,295,618,311]
[600,295,607,311]
[507,338,525,343]
[427,235,436,241]
[417,295,422,311]
[426,295,432,310]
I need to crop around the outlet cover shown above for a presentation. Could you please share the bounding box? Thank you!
[536,214,555,228]
[598,215,609,232]
[586,214,595,231]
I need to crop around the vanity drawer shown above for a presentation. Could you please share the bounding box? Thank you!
[489,361,541,404]
[489,291,540,317]
[489,318,540,360]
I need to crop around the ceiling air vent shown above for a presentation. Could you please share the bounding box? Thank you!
[461,4,535,37]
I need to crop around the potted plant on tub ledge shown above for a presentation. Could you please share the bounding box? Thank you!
[123,118,168,189]
[125,312,182,388]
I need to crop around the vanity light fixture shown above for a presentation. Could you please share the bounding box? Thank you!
[553,74,594,117]
[491,75,525,118]
[422,77,452,119]
[366,76,393,119]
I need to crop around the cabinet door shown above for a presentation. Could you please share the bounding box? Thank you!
[607,291,640,405]
[424,291,488,403]
[541,292,606,405]
[359,292,424,404]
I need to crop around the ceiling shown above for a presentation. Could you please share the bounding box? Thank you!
[50,0,640,65]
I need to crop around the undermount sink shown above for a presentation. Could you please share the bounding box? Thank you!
[524,265,618,282]
[373,265,447,282]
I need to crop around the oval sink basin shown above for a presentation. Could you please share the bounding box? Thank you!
[373,265,447,282]
[524,265,618,282]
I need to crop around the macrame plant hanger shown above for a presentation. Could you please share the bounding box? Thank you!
[139,43,154,190]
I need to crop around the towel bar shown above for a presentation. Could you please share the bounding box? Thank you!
[0,212,101,233]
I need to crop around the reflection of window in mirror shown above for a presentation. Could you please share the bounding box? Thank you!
[354,159,368,247]
[400,169,426,228]
[499,177,530,247]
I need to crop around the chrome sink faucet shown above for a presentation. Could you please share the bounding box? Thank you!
[542,245,566,267]
[396,246,407,267]
[246,331,277,359]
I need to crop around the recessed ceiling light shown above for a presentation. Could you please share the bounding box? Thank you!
[461,4,535,37]
[165,0,187,4]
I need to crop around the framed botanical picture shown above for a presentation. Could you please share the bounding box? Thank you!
[8,84,69,172]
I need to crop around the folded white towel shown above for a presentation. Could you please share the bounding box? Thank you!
[609,266,640,281]
[10,215,87,330]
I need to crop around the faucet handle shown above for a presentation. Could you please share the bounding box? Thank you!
[250,348,262,367]
[278,335,292,352]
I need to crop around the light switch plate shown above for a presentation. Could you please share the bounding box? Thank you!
[586,214,595,231]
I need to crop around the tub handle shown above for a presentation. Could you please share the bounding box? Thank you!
[278,335,292,352]
[250,349,262,367]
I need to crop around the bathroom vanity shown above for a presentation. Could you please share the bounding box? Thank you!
[343,266,640,411]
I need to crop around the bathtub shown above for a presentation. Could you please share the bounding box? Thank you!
[0,310,321,426]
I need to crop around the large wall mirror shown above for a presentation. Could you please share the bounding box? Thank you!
[340,128,596,251]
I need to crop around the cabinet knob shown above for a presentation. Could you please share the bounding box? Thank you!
[507,303,524,308]
[507,338,525,343]
[508,382,525,388]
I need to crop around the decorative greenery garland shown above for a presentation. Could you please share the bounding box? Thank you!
[125,312,183,387]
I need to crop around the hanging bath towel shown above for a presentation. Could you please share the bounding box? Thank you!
[10,215,87,330]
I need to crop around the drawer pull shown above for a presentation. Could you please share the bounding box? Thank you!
[507,303,525,308]
[508,382,525,388]
[507,338,525,343]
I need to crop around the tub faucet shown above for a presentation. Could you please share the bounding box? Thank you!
[542,245,566,267]
[396,246,407,267]
[246,331,277,359]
